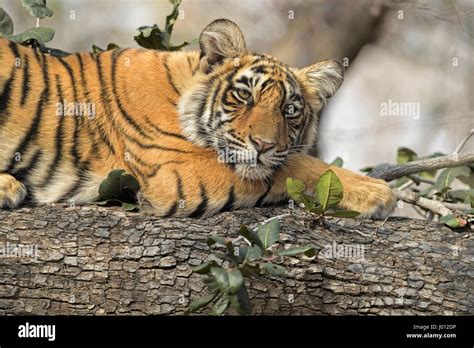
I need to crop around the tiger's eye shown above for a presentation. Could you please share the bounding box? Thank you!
[236,89,251,100]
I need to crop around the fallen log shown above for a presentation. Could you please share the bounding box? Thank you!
[0,204,472,315]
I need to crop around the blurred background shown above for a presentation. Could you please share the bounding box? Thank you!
[2,0,473,216]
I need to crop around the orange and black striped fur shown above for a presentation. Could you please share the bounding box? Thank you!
[0,19,395,218]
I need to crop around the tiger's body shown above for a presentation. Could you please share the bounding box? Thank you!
[0,19,395,218]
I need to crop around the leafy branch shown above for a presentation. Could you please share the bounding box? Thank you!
[134,0,195,51]
[188,219,315,315]
[365,129,474,229]
[287,169,360,220]
[0,1,54,46]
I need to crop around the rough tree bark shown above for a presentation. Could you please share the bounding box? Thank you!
[0,204,472,315]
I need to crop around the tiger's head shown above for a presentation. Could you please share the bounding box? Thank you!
[179,19,343,180]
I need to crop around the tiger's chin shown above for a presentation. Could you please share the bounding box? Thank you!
[234,163,274,181]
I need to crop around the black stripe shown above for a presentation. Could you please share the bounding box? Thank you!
[6,51,49,172]
[164,202,178,217]
[124,132,191,153]
[56,56,78,100]
[163,170,185,217]
[76,53,102,158]
[189,183,209,218]
[20,54,30,106]
[11,149,42,183]
[0,41,20,127]
[57,169,90,202]
[36,75,66,188]
[164,55,180,96]
[0,75,14,127]
[57,56,83,168]
[206,80,222,128]
[94,51,120,155]
[219,186,235,213]
[255,183,272,207]
[146,160,184,180]
[110,50,154,140]
[174,170,185,200]
[146,119,187,141]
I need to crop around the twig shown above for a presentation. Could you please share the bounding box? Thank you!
[453,128,474,155]
[253,213,291,231]
[408,174,435,185]
[394,190,453,216]
[443,202,472,212]
[370,152,474,182]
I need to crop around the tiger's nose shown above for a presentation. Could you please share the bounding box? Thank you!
[250,136,276,153]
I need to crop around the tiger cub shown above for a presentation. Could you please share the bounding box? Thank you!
[0,19,395,218]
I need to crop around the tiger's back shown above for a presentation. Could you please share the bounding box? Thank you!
[0,37,201,205]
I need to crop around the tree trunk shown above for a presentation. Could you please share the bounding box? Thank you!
[0,204,472,315]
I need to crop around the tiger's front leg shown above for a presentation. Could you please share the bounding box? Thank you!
[141,152,395,219]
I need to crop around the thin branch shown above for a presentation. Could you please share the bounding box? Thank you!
[443,202,472,212]
[370,152,474,182]
[453,128,474,155]
[408,174,435,185]
[395,190,453,216]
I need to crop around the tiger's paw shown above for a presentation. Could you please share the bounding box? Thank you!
[341,178,396,220]
[0,174,27,209]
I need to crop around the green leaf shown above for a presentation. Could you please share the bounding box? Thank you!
[165,0,181,36]
[98,169,140,204]
[397,147,417,164]
[276,246,316,257]
[134,0,193,51]
[0,7,14,36]
[239,245,262,262]
[210,294,230,315]
[238,225,263,249]
[192,261,212,274]
[326,210,360,218]
[210,267,229,291]
[21,0,53,18]
[187,291,218,313]
[257,219,280,250]
[286,177,305,202]
[232,286,251,315]
[330,156,344,167]
[439,214,462,228]
[227,269,244,295]
[10,27,55,44]
[207,235,227,246]
[301,192,316,211]
[91,43,120,54]
[309,205,325,215]
[425,167,471,196]
[316,169,344,210]
[447,189,474,205]
[462,209,474,214]
[261,263,286,276]
[134,25,168,50]
[121,202,138,211]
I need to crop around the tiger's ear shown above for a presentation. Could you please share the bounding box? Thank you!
[199,19,247,72]
[299,60,344,100]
